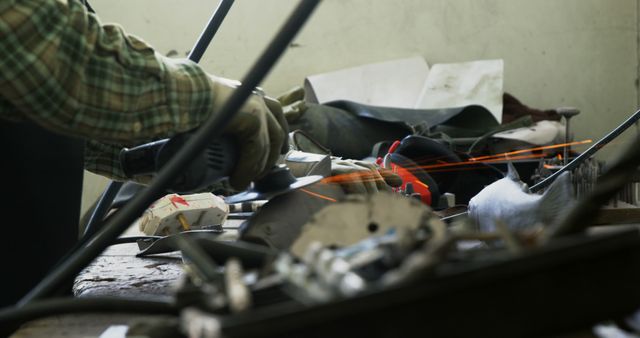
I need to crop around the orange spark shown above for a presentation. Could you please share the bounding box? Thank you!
[314,140,593,187]
[399,154,546,172]
[468,140,592,162]
[300,188,338,202]
[321,171,384,185]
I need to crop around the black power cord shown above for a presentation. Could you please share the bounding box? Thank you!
[17,0,321,306]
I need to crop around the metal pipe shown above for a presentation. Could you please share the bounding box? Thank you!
[82,181,123,238]
[188,0,235,63]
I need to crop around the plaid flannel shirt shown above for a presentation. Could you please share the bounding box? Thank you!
[0,0,217,180]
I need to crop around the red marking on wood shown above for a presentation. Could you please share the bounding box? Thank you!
[169,195,190,208]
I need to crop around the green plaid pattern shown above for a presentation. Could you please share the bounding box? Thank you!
[0,0,216,180]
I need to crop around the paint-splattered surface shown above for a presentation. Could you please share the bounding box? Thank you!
[72,242,183,300]
[12,221,241,337]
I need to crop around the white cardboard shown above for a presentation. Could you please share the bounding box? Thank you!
[414,59,504,123]
[304,56,430,108]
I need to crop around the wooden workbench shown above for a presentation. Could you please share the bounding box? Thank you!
[11,221,241,338]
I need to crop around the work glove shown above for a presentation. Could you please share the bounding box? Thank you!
[327,158,403,195]
[276,86,307,124]
[209,75,287,190]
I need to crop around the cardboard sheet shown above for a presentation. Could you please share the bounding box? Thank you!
[304,57,504,123]
[415,59,504,123]
[304,56,430,108]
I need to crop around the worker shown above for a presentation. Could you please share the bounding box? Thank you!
[0,0,288,307]
[0,0,397,307]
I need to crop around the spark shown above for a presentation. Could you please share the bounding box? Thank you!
[300,188,337,202]
[400,154,547,172]
[314,140,593,186]
[468,139,592,162]
[321,171,385,185]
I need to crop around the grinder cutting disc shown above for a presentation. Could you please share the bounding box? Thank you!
[225,165,323,204]
[290,191,440,257]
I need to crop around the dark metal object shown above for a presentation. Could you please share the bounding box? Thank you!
[173,235,222,282]
[82,0,95,13]
[188,0,235,63]
[239,183,345,250]
[225,166,323,204]
[137,231,277,269]
[82,181,123,237]
[120,135,237,193]
[556,107,580,166]
[219,229,640,338]
[17,0,321,306]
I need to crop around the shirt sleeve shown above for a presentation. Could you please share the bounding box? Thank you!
[0,0,215,145]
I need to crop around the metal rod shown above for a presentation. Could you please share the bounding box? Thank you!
[563,118,570,166]
[174,235,221,283]
[188,0,235,63]
[82,181,123,238]
[531,109,640,193]
[441,211,468,222]
[17,0,320,306]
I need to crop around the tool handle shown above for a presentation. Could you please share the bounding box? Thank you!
[120,135,237,193]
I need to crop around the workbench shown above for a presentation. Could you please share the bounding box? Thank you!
[10,221,241,338]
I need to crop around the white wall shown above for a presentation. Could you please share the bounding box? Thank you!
[82,0,640,215]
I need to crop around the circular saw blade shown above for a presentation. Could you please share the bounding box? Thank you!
[291,192,437,257]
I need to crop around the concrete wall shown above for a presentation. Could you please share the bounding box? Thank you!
[82,0,640,216]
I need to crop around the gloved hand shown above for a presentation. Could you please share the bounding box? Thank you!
[209,75,287,190]
[276,86,306,124]
[327,158,403,195]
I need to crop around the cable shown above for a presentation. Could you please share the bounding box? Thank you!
[18,0,321,306]
[0,297,177,331]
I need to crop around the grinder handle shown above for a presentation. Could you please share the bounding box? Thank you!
[120,136,237,193]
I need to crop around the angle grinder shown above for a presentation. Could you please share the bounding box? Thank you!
[120,132,322,204]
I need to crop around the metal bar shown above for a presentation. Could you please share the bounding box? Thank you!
[82,181,123,238]
[18,0,321,306]
[173,235,221,283]
[188,0,235,63]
